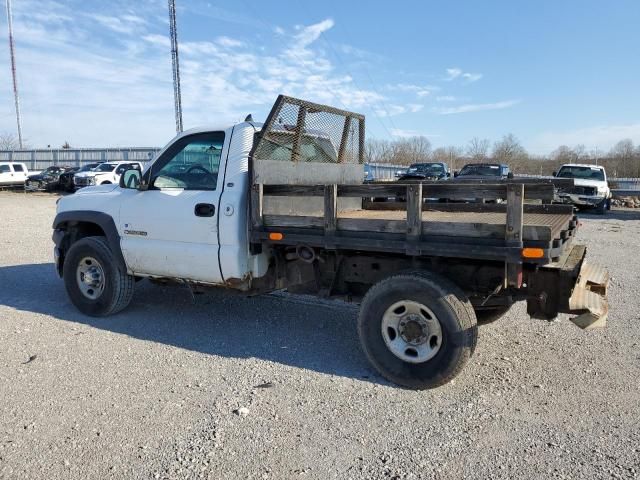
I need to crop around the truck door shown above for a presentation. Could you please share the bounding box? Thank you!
[119,131,228,283]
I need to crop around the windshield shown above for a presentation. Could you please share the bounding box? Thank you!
[79,163,101,172]
[94,163,116,172]
[459,164,501,176]
[406,163,445,175]
[557,166,605,181]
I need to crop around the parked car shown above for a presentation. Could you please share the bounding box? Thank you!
[454,163,512,180]
[448,163,513,203]
[553,164,611,214]
[73,161,143,189]
[0,162,29,187]
[397,162,451,181]
[58,163,102,192]
[25,165,74,191]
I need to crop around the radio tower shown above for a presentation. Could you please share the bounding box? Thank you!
[5,0,23,148]
[168,0,183,133]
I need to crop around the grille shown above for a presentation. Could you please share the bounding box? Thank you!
[560,186,597,195]
[252,96,365,165]
[74,177,93,186]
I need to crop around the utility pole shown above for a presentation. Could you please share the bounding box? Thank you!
[5,0,23,148]
[168,0,183,133]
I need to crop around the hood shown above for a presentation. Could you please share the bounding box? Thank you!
[27,173,47,181]
[454,174,501,181]
[398,173,445,181]
[74,171,98,178]
[74,183,119,195]
[571,178,607,188]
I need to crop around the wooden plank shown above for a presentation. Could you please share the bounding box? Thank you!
[362,200,574,216]
[406,183,422,240]
[324,184,337,234]
[263,211,554,241]
[251,183,264,229]
[505,184,524,243]
[505,183,524,287]
[263,182,553,201]
[291,106,306,162]
[337,118,351,164]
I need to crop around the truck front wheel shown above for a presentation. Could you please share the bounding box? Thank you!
[63,236,135,316]
[358,272,478,389]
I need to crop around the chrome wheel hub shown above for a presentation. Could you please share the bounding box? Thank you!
[381,300,443,363]
[76,256,105,300]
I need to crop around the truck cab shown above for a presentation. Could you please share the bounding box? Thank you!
[54,122,263,288]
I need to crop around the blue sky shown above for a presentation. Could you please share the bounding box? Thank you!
[1,0,639,153]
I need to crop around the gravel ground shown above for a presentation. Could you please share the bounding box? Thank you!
[0,191,639,480]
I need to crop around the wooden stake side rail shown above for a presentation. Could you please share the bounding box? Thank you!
[251,182,575,268]
[262,182,555,201]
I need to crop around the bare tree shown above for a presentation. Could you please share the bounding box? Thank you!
[0,132,21,150]
[466,137,490,161]
[492,134,527,164]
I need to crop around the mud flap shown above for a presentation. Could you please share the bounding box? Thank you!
[526,244,609,329]
[567,262,609,329]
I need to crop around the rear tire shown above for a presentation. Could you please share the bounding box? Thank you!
[63,236,134,316]
[358,272,477,389]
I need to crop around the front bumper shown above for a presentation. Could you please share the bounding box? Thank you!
[555,193,605,207]
[526,244,609,329]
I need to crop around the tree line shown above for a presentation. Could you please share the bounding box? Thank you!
[366,134,640,178]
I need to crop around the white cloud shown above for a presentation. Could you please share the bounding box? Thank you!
[462,72,482,82]
[391,128,440,138]
[436,95,458,102]
[445,68,462,80]
[445,68,482,83]
[434,100,520,115]
[375,103,423,117]
[2,6,404,146]
[534,124,640,152]
[293,18,335,48]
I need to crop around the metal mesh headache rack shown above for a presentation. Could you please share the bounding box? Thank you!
[250,95,365,186]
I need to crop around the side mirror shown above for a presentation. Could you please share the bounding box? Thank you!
[552,171,557,177]
[453,171,459,177]
[507,172,514,179]
[119,168,142,189]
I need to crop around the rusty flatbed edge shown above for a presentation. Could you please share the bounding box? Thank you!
[263,209,574,242]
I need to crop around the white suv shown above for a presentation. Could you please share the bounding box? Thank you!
[554,164,611,214]
[74,162,143,189]
[0,162,29,187]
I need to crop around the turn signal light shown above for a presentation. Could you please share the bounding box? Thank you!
[269,232,284,241]
[522,247,544,259]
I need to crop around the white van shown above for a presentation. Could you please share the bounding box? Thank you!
[0,162,29,187]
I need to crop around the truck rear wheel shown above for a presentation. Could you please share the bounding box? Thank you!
[358,272,478,389]
[63,236,135,316]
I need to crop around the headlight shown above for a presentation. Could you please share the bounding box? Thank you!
[87,177,96,185]
[597,186,608,194]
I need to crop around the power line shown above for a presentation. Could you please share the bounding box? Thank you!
[168,0,183,133]
[5,0,23,148]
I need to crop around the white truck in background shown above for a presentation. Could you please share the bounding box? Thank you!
[73,161,144,189]
[554,164,611,214]
[0,162,29,187]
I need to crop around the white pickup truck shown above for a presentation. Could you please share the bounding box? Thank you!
[0,162,29,187]
[52,96,609,389]
[554,164,611,214]
[73,161,144,189]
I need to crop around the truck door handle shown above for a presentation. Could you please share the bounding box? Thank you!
[194,203,215,217]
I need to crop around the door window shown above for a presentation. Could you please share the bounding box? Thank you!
[0,165,10,173]
[151,133,224,191]
[13,164,24,172]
